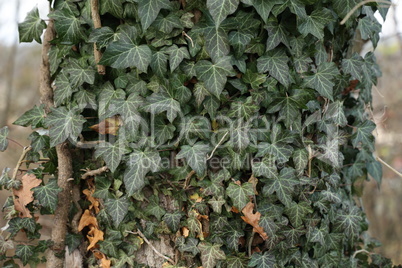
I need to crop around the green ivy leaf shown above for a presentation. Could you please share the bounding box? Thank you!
[303,62,340,101]
[15,244,35,266]
[367,159,382,185]
[0,235,14,254]
[145,92,181,122]
[145,196,166,220]
[257,48,291,87]
[333,0,357,18]
[284,201,313,227]
[153,116,176,145]
[265,17,290,51]
[197,17,230,60]
[65,58,96,88]
[198,242,226,268]
[249,251,276,268]
[150,51,168,77]
[13,105,46,128]
[65,233,82,253]
[226,254,248,268]
[262,167,299,207]
[208,196,226,214]
[251,0,282,23]
[93,176,112,199]
[124,148,161,195]
[138,0,171,31]
[100,42,152,72]
[176,142,211,175]
[95,141,129,173]
[32,179,62,213]
[334,207,362,238]
[153,13,183,34]
[342,53,364,81]
[351,120,376,150]
[226,182,254,210]
[252,156,278,179]
[0,126,9,152]
[298,8,334,39]
[357,16,381,47]
[98,82,125,119]
[228,97,259,120]
[105,196,130,227]
[164,45,190,72]
[100,0,124,18]
[292,149,308,176]
[48,8,86,44]
[195,56,235,98]
[177,237,200,255]
[53,72,77,106]
[45,107,86,147]
[163,212,183,232]
[18,7,46,43]
[323,101,347,127]
[207,0,239,27]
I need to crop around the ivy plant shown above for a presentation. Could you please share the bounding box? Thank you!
[0,0,396,267]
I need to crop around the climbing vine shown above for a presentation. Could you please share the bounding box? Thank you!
[0,0,395,267]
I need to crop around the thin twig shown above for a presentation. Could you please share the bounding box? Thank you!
[90,0,105,75]
[340,0,392,25]
[376,156,402,178]
[11,146,32,181]
[182,31,194,47]
[352,249,371,258]
[126,230,175,265]
[248,231,255,257]
[206,131,229,160]
[183,170,196,189]
[81,166,108,180]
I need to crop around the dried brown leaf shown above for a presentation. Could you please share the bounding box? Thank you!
[78,209,98,231]
[13,173,42,218]
[89,115,121,135]
[241,202,268,240]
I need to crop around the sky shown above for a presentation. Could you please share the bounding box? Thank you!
[0,0,401,46]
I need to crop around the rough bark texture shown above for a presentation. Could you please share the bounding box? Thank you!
[90,0,106,75]
[40,19,74,268]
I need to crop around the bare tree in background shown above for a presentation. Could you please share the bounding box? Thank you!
[0,0,20,126]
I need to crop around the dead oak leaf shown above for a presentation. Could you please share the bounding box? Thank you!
[87,226,104,250]
[241,202,268,240]
[78,209,99,231]
[83,189,100,214]
[13,173,42,218]
[89,115,121,135]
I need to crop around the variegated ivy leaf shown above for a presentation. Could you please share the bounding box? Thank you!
[176,142,211,175]
[257,48,291,87]
[105,196,130,227]
[15,244,35,266]
[138,0,171,31]
[284,201,313,228]
[0,127,9,152]
[334,207,362,238]
[94,141,129,173]
[351,120,376,151]
[228,97,259,120]
[145,92,181,123]
[198,242,226,268]
[18,6,46,43]
[48,8,86,44]
[262,167,299,207]
[13,105,46,129]
[195,56,235,98]
[303,62,340,101]
[32,179,62,213]
[45,107,86,147]
[226,182,254,210]
[207,0,239,27]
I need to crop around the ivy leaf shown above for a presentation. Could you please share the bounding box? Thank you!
[257,48,291,87]
[195,56,235,98]
[342,53,364,81]
[334,207,362,238]
[98,82,125,119]
[251,0,282,23]
[176,142,211,175]
[228,97,259,120]
[198,17,230,60]
[226,255,248,268]
[93,176,112,199]
[357,16,381,47]
[145,196,166,220]
[13,105,46,128]
[153,116,176,145]
[249,251,276,268]
[164,45,190,72]
[100,0,124,18]
[303,62,340,101]
[252,156,278,179]
[226,182,254,210]
[94,141,128,173]
[100,42,152,72]
[292,149,308,176]
[18,7,46,43]
[333,0,357,18]
[32,179,62,213]
[207,0,239,27]
[163,212,183,232]
[298,8,334,40]
[145,92,181,122]
[177,237,200,255]
[138,0,171,31]
[367,159,382,185]
[150,51,168,77]
[351,120,376,150]
[317,138,344,168]
[153,13,183,34]
[262,167,299,207]
[89,27,115,49]
[53,72,77,106]
[265,17,290,51]
[48,8,86,44]
[105,196,130,227]
[0,126,9,152]
[15,244,35,266]
[45,107,86,147]
[65,58,96,88]
[208,196,226,214]
[284,201,313,227]
[323,101,347,127]
[198,242,226,268]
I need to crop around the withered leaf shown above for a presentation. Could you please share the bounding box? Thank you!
[78,209,99,231]
[13,173,42,218]
[241,202,268,240]
[89,115,122,135]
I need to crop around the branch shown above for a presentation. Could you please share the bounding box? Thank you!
[206,131,229,160]
[376,156,402,178]
[352,249,371,258]
[90,0,105,75]
[81,166,108,180]
[126,230,175,265]
[340,0,392,25]
[11,146,32,181]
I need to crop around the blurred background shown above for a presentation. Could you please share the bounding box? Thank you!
[0,0,402,266]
